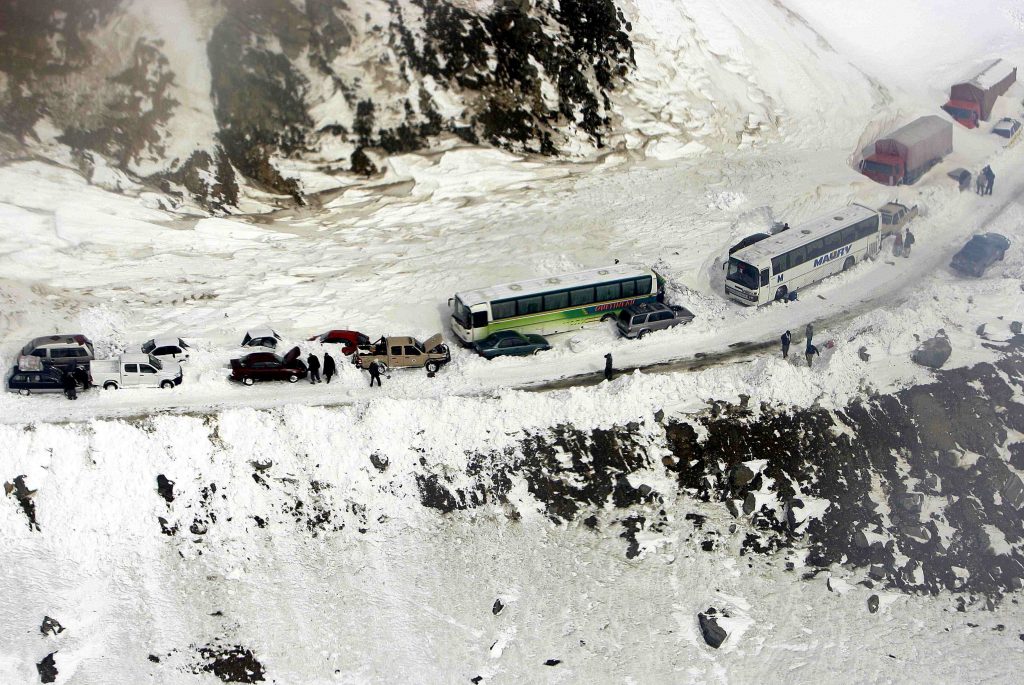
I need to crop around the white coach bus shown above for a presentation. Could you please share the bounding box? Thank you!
[725,204,881,306]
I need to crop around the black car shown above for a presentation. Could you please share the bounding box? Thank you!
[472,331,551,359]
[7,366,76,396]
[950,233,1010,277]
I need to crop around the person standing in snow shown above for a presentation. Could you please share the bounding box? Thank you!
[903,228,915,258]
[781,330,792,359]
[368,360,383,387]
[805,342,820,368]
[805,322,814,347]
[323,352,336,384]
[307,352,321,384]
[984,166,995,195]
[976,172,985,195]
[62,370,77,400]
[892,231,903,257]
[604,353,614,381]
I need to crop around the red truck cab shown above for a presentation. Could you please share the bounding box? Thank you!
[860,153,904,186]
[942,100,981,129]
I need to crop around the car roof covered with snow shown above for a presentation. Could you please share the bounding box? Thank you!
[455,264,652,306]
[121,353,158,365]
[150,335,185,347]
[244,327,279,339]
[732,204,878,266]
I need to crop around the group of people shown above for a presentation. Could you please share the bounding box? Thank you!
[780,323,820,368]
[305,352,386,387]
[975,165,995,196]
[893,227,916,258]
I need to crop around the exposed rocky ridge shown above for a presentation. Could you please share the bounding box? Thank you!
[0,0,637,209]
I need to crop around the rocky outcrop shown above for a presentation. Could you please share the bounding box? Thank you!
[912,333,952,369]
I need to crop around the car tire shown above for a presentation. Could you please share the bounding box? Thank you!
[18,389,29,396]
[103,382,118,390]
[242,377,255,386]
[288,374,299,383]
[638,330,650,340]
[775,286,788,302]
[425,360,440,373]
[843,256,855,271]
[160,380,174,389]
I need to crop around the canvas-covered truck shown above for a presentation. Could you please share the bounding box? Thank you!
[90,353,183,390]
[942,59,1017,128]
[859,116,953,186]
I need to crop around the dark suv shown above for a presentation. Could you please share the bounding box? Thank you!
[229,347,307,385]
[616,302,695,339]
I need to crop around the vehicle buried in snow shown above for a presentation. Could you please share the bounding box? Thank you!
[877,201,919,236]
[616,302,695,339]
[472,330,551,359]
[354,335,450,374]
[942,58,1017,128]
[141,335,191,363]
[6,357,80,396]
[859,115,953,186]
[725,204,881,305]
[950,233,1010,277]
[992,117,1021,144]
[307,329,371,355]
[241,327,282,351]
[90,353,183,390]
[229,346,307,385]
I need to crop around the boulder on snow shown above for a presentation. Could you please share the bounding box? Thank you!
[911,335,951,369]
[698,608,729,649]
[40,616,64,636]
[867,595,880,614]
[900,492,924,514]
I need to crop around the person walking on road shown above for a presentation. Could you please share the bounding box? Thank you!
[903,228,915,258]
[323,352,336,384]
[307,353,321,384]
[892,231,904,257]
[62,370,77,400]
[781,330,792,359]
[368,360,383,387]
[984,166,995,195]
[805,343,820,368]
[604,353,614,381]
[805,322,814,347]
[976,172,985,195]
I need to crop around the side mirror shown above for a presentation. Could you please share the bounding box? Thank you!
[447,298,453,308]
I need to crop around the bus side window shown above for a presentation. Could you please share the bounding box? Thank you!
[472,311,488,328]
[620,280,636,297]
[570,288,595,306]
[842,227,857,244]
[788,245,805,267]
[596,283,620,301]
[771,256,785,274]
[760,269,769,287]
[543,291,569,311]
[492,300,516,320]
[517,296,542,315]
[635,276,652,294]
[806,239,825,260]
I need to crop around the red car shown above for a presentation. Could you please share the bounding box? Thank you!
[229,347,307,385]
[307,329,370,355]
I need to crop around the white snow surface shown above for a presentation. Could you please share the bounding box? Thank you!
[3,1,1024,682]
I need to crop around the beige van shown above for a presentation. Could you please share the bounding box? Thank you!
[354,335,450,373]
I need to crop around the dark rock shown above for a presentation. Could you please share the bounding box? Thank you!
[867,595,880,614]
[730,463,757,489]
[4,475,39,530]
[194,643,265,683]
[156,474,175,503]
[1011,321,1022,335]
[149,654,161,663]
[37,652,57,683]
[544,659,561,666]
[900,493,924,514]
[685,513,707,529]
[471,677,483,684]
[369,452,389,472]
[858,346,871,362]
[40,616,64,636]
[654,409,665,423]
[869,564,888,581]
[912,335,952,369]
[698,609,728,648]
[492,599,504,615]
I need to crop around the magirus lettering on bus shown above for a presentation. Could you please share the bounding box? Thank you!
[813,245,852,268]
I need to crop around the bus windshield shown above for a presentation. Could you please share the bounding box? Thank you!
[726,258,759,290]
[452,297,472,328]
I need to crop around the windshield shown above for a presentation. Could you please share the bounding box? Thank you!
[945,106,975,120]
[141,340,155,354]
[148,354,163,369]
[726,258,759,290]
[862,160,896,175]
[452,297,472,328]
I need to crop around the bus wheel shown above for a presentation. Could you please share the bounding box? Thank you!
[843,257,855,271]
[601,313,615,323]
[774,286,788,302]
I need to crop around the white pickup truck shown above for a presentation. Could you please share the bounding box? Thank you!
[89,353,183,390]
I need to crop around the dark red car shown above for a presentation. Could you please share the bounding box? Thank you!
[307,329,370,355]
[229,346,307,385]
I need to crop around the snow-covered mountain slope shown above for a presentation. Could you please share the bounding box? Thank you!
[0,0,954,210]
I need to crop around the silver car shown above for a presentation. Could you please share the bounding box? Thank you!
[616,302,694,339]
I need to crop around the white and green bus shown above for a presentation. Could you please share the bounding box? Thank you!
[450,264,664,344]
[725,204,881,306]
